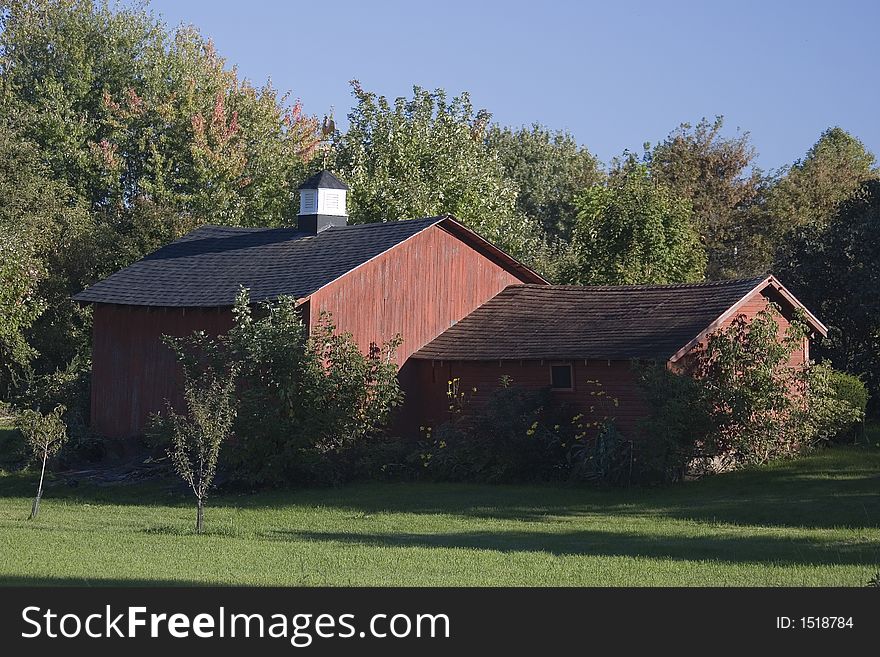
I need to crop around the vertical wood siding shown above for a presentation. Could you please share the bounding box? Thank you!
[402,359,649,437]
[676,288,809,372]
[403,287,813,439]
[91,304,234,438]
[308,224,528,367]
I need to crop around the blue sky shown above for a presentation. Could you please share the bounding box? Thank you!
[148,0,879,172]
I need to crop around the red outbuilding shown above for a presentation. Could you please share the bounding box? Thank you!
[74,171,826,440]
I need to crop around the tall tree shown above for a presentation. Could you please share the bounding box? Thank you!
[0,123,90,397]
[486,123,603,240]
[765,127,876,230]
[743,128,877,277]
[1,0,321,230]
[0,0,322,389]
[774,179,880,413]
[563,163,705,285]
[646,117,762,279]
[331,81,543,262]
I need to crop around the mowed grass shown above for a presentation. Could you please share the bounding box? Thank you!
[0,435,878,586]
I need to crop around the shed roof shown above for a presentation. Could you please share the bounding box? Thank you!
[413,276,825,362]
[73,216,545,307]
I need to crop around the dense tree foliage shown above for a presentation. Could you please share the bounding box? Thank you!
[0,0,321,400]
[0,124,89,397]
[766,128,876,231]
[564,163,705,285]
[646,117,763,279]
[775,179,880,412]
[639,308,864,480]
[487,123,602,240]
[331,81,544,261]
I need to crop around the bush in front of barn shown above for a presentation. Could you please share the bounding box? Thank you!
[636,306,866,479]
[414,377,635,485]
[824,369,869,442]
[160,289,404,488]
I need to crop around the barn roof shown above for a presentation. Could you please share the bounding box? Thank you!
[73,216,545,307]
[413,276,826,362]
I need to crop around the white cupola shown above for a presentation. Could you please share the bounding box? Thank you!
[297,170,349,233]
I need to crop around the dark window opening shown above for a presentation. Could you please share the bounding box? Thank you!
[550,364,573,390]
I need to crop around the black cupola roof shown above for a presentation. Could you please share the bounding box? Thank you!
[297,170,349,191]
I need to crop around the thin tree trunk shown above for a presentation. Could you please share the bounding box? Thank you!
[29,446,48,520]
[196,496,204,534]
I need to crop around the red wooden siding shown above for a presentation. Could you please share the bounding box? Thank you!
[675,288,809,372]
[404,286,812,439]
[403,359,649,436]
[307,224,529,367]
[90,304,234,438]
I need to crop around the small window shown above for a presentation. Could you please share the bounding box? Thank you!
[550,364,573,390]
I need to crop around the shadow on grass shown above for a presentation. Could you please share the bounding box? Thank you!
[0,447,877,531]
[268,528,880,567]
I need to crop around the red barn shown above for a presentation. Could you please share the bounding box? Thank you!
[74,170,826,440]
[73,172,545,437]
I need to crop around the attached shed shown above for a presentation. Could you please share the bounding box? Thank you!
[408,276,827,436]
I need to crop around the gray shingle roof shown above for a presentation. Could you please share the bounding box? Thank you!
[413,277,769,362]
[73,217,443,307]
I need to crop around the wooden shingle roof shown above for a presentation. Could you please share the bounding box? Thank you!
[413,277,821,362]
[73,216,546,308]
[74,217,443,307]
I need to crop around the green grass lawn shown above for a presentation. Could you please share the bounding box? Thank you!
[0,438,878,586]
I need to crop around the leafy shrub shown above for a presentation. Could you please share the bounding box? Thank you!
[567,421,634,486]
[163,289,403,488]
[692,305,815,465]
[826,369,869,441]
[636,363,713,483]
[638,306,867,479]
[417,377,631,485]
[418,383,566,483]
[805,364,866,444]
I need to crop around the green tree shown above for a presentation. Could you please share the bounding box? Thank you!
[774,179,880,413]
[486,123,603,240]
[766,127,876,231]
[0,123,90,398]
[17,404,68,519]
[163,289,404,487]
[564,163,705,285]
[1,0,320,228]
[0,0,322,391]
[166,365,237,534]
[331,81,543,261]
[647,117,763,278]
[748,128,878,279]
[694,307,811,465]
